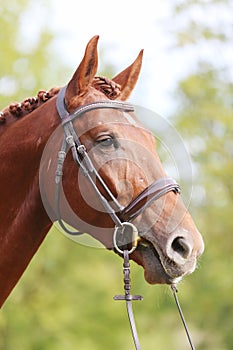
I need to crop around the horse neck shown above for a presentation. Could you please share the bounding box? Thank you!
[0,98,59,307]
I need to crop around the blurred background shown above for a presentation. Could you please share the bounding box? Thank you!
[0,0,232,349]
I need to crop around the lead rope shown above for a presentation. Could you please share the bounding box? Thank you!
[171,285,196,350]
[114,249,143,350]
[114,254,196,350]
[113,224,196,350]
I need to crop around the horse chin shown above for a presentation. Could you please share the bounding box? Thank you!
[132,239,182,285]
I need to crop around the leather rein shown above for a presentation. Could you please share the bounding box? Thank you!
[55,87,195,350]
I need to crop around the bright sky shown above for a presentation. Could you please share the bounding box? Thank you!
[21,0,232,115]
[17,0,232,208]
[15,0,233,117]
[47,0,181,115]
[46,0,195,200]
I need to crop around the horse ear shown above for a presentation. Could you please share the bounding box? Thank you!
[65,35,99,109]
[112,50,143,101]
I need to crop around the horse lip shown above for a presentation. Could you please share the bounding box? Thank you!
[137,237,183,283]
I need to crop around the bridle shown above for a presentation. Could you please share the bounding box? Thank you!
[55,86,180,246]
[55,86,195,350]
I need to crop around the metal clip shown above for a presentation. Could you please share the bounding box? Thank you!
[66,135,75,147]
[77,145,94,173]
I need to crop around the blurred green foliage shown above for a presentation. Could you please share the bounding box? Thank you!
[170,1,233,349]
[0,0,232,349]
[0,0,68,107]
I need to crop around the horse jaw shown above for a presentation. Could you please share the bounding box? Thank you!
[132,243,182,284]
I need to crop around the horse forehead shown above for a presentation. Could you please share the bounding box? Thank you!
[77,92,140,128]
[86,108,135,125]
[81,108,151,139]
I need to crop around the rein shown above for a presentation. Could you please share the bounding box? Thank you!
[55,86,195,349]
[115,250,196,350]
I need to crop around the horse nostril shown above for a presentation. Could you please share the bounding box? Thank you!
[171,237,192,259]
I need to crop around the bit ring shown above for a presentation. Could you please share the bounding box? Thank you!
[113,222,139,254]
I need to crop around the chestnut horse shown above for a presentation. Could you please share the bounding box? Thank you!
[0,36,204,308]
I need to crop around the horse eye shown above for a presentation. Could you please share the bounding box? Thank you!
[96,136,115,148]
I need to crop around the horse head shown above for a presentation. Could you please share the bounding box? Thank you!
[41,35,204,285]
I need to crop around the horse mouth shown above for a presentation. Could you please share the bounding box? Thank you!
[135,237,182,285]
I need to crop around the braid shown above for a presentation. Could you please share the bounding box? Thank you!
[0,78,121,126]
[93,76,121,99]
[0,87,60,125]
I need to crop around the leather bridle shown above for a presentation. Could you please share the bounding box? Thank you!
[55,87,196,350]
[55,86,180,253]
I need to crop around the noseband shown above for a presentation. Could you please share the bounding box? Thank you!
[55,86,180,252]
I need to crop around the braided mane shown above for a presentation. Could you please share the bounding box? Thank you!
[0,87,60,125]
[0,76,121,126]
[93,76,121,99]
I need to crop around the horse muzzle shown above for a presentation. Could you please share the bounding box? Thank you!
[134,225,204,284]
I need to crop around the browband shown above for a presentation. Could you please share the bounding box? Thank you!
[56,86,135,124]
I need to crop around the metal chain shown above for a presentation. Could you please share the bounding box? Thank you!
[114,250,143,350]
[114,255,196,350]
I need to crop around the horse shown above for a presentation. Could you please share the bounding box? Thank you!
[0,35,204,308]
